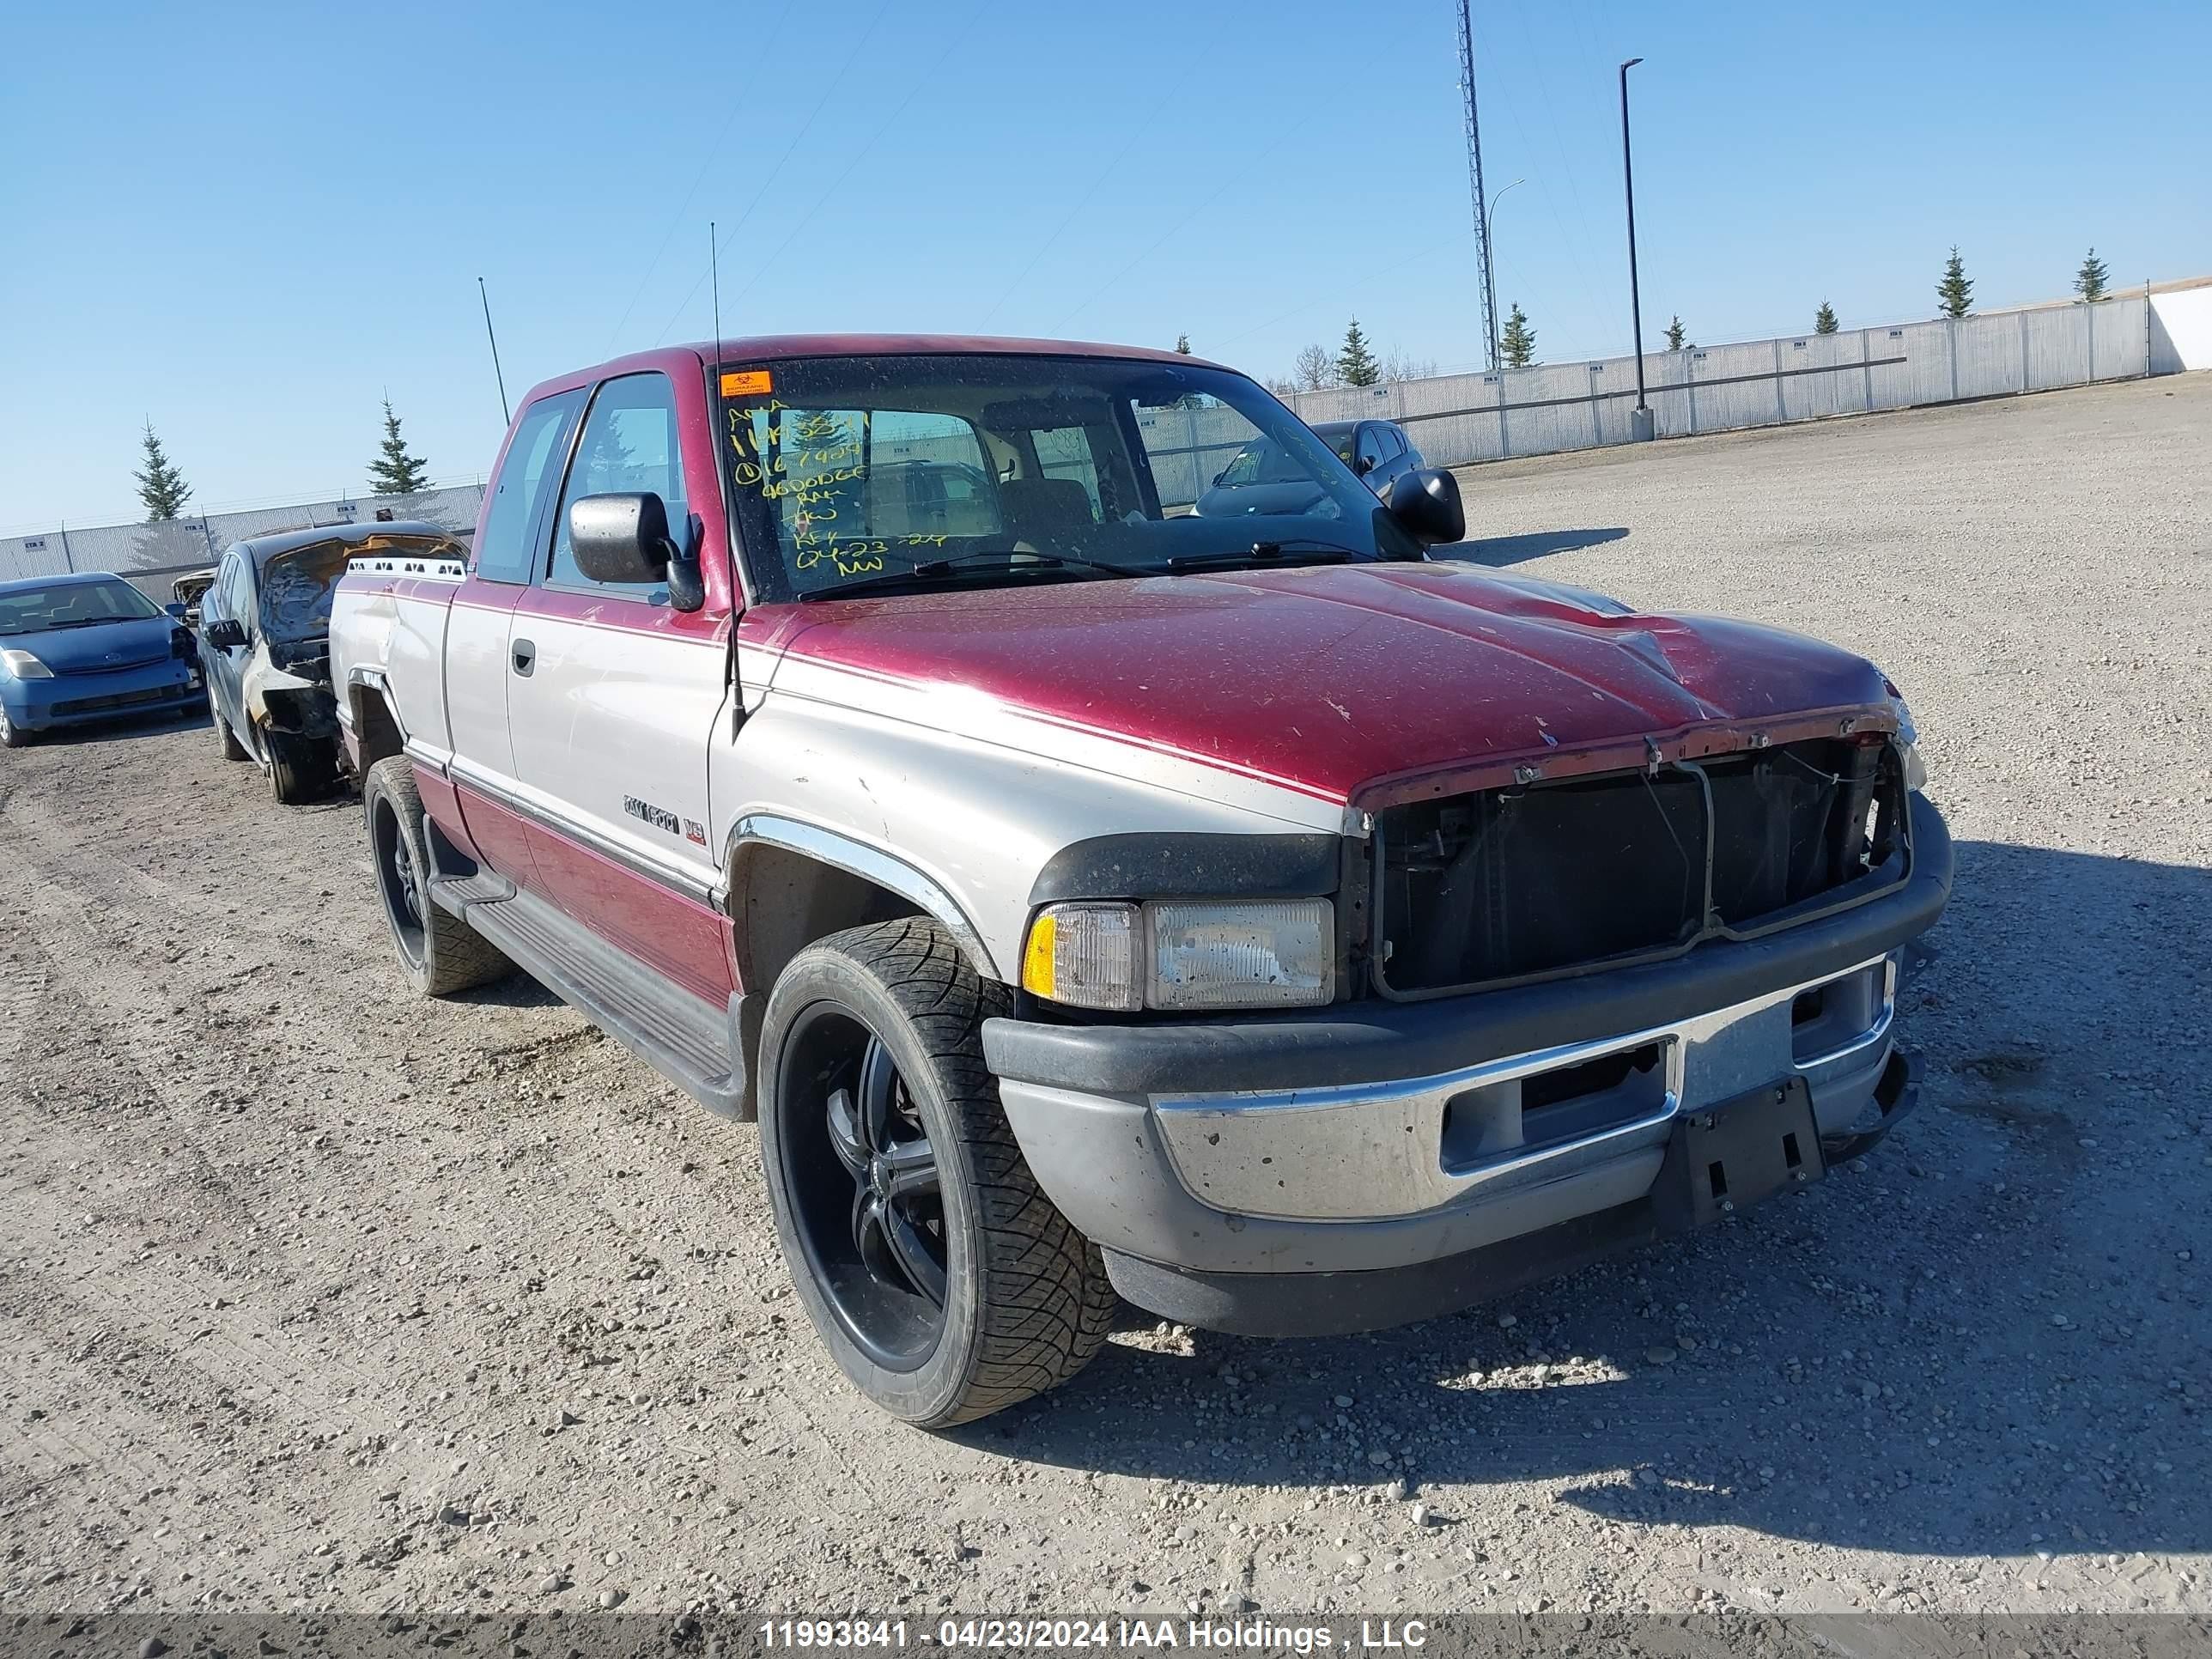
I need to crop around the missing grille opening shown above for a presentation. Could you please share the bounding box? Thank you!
[1375,737,1904,997]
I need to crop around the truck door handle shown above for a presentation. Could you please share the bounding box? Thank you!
[511,639,536,677]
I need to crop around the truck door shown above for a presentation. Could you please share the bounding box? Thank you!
[504,370,736,1006]
[442,388,585,895]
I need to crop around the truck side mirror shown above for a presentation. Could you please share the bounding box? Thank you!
[569,493,673,586]
[1386,468,1466,550]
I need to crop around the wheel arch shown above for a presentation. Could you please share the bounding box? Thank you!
[346,673,408,772]
[724,815,1002,993]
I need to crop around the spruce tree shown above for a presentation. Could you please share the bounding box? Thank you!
[1814,301,1839,335]
[368,398,432,496]
[2075,247,2110,302]
[1936,247,1973,319]
[1499,304,1537,369]
[1664,315,1687,351]
[1174,333,1194,355]
[1336,317,1381,387]
[134,422,192,521]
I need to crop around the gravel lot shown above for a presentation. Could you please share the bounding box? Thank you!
[3,374,2208,1626]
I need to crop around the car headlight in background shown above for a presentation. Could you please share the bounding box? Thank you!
[1023,898,1335,1012]
[0,648,53,680]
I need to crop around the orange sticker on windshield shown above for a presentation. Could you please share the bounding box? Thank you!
[720,369,773,397]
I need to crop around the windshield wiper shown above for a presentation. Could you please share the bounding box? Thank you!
[1164,539,1369,573]
[796,550,1138,602]
[40,616,143,630]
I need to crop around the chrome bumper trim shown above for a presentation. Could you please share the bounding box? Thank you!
[1151,953,1897,1222]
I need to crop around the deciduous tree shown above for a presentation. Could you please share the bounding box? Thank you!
[1292,343,1338,392]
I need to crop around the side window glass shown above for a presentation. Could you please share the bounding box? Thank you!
[1357,427,1387,470]
[475,392,581,586]
[1028,426,1103,521]
[1382,425,1407,459]
[548,374,687,595]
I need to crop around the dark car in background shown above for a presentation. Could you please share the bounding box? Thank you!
[198,520,461,802]
[0,572,205,747]
[1194,417,1425,518]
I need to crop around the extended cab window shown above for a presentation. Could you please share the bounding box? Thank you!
[547,374,687,596]
[475,392,580,586]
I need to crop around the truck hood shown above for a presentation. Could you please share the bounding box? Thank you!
[775,562,1896,805]
[4,615,181,676]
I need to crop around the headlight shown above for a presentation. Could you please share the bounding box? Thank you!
[1899,738,1928,793]
[1022,898,1335,1012]
[0,648,52,680]
[1888,699,1928,791]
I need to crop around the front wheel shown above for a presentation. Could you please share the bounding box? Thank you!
[757,918,1115,1428]
[0,704,27,748]
[264,726,333,804]
[212,703,249,761]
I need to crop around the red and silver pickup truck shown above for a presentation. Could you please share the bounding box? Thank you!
[330,336,1950,1427]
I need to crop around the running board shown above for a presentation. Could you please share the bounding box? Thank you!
[428,878,746,1118]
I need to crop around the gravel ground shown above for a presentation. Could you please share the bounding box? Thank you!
[2,375,2208,1625]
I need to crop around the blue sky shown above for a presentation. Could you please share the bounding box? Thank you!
[4,0,2208,532]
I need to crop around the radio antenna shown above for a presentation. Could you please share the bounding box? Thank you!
[477,276,511,426]
[709,221,722,355]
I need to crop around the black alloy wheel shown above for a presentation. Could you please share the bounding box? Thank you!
[755,918,1115,1426]
[372,786,428,973]
[780,1002,949,1369]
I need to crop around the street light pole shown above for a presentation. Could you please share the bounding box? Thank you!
[1618,57,1653,440]
[1480,177,1524,366]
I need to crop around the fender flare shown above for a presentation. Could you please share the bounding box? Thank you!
[343,666,408,743]
[720,813,1002,982]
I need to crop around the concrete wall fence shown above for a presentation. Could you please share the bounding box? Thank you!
[1283,277,2212,472]
[0,483,485,596]
[5,279,2207,587]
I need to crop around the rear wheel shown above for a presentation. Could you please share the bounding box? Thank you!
[757,918,1115,1428]
[362,755,511,996]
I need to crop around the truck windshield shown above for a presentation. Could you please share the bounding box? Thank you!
[0,580,163,635]
[716,354,1410,601]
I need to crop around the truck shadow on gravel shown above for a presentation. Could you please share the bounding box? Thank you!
[971,839,2209,1562]
[1441,526,1630,566]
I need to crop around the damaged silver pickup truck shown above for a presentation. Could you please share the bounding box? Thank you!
[199,521,463,802]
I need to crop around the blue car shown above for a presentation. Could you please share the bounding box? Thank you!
[0,571,207,747]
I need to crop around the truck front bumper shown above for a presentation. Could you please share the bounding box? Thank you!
[981,793,1951,1337]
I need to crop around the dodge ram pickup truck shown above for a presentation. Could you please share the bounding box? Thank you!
[330,335,1951,1428]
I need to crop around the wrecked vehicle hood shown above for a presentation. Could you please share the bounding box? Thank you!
[772,561,1898,805]
[5,615,181,675]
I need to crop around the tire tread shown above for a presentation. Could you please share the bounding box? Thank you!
[364,756,511,996]
[787,917,1114,1426]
